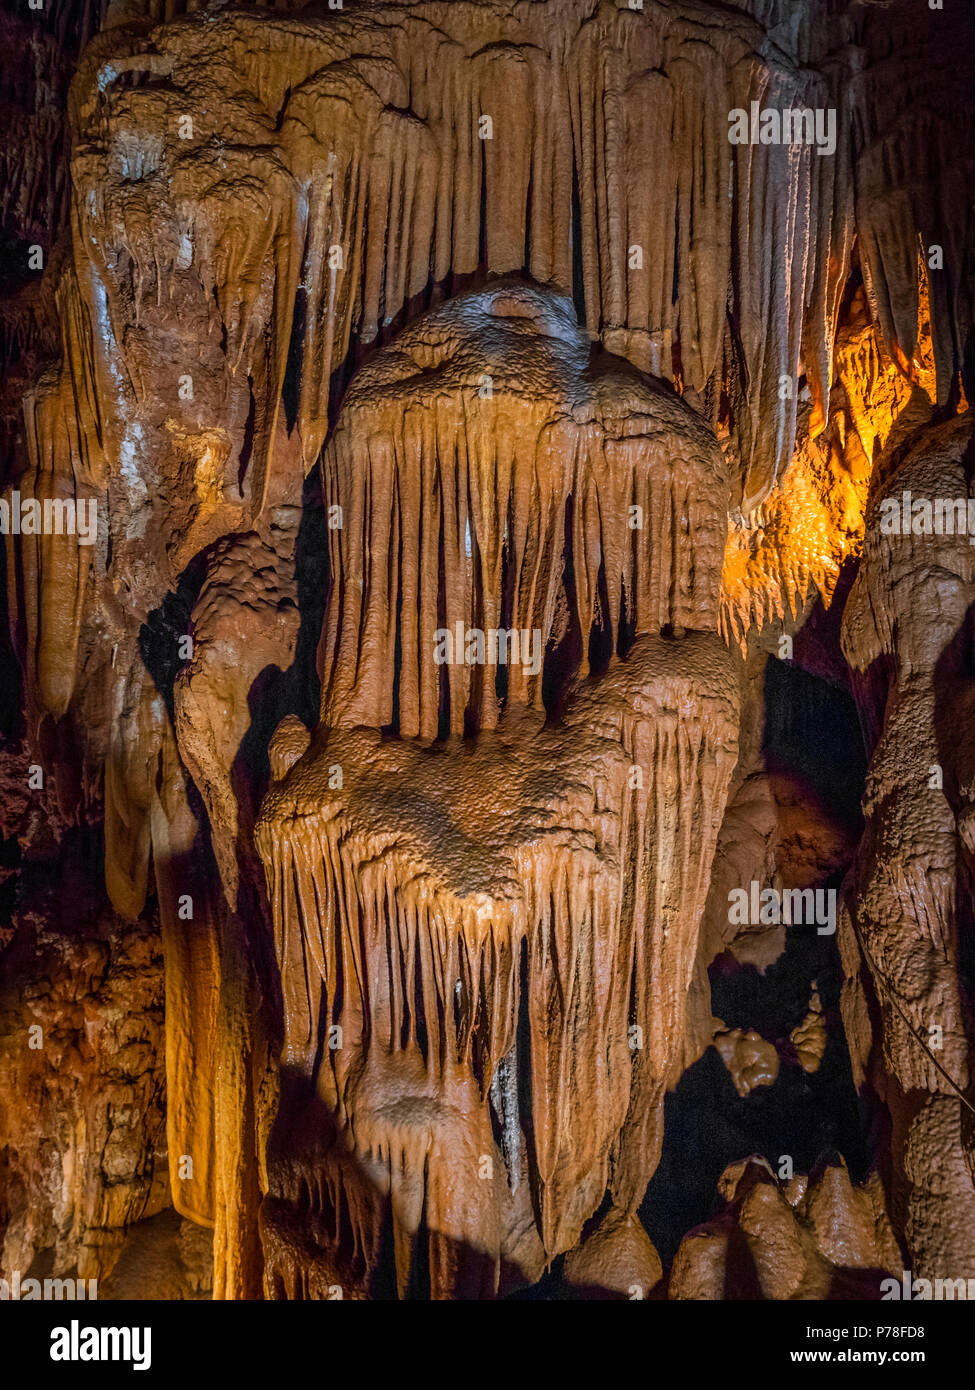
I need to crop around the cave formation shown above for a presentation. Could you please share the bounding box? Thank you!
[1,0,974,1304]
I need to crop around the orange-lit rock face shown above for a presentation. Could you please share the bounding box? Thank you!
[1,0,975,1305]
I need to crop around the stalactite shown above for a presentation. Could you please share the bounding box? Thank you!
[255,282,739,1294]
[319,282,727,739]
[59,0,963,521]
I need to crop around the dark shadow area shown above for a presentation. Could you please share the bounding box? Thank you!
[762,655,867,837]
[641,920,879,1265]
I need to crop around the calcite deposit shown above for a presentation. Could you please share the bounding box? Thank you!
[1,0,974,1302]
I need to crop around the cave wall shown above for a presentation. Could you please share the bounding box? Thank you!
[1,0,974,1300]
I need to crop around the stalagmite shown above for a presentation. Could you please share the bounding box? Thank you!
[669,1156,901,1300]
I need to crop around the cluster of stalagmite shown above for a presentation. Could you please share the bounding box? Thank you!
[1,0,974,1300]
[670,1155,901,1300]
